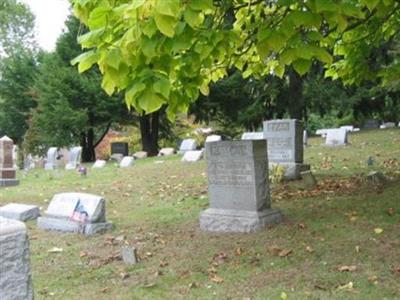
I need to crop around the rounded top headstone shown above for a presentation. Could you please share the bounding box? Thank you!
[0,216,26,235]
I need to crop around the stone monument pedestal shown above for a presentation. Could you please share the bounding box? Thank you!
[0,136,19,187]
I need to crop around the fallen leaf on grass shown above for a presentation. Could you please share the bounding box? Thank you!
[355,246,360,253]
[337,265,357,272]
[120,272,129,279]
[392,266,400,275]
[188,282,198,289]
[269,246,292,257]
[374,228,383,234]
[100,287,110,294]
[48,247,63,253]
[278,249,292,257]
[368,276,378,284]
[280,292,288,299]
[298,223,306,229]
[306,246,314,253]
[235,247,243,256]
[159,260,168,267]
[210,274,224,283]
[79,251,88,258]
[387,208,396,216]
[337,281,354,290]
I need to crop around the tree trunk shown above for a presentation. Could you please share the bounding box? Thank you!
[139,111,159,156]
[81,128,96,162]
[287,68,304,120]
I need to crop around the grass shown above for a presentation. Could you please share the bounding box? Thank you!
[1,128,400,300]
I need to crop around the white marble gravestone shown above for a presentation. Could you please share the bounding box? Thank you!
[44,147,58,170]
[181,150,204,162]
[65,146,82,170]
[119,156,134,168]
[158,147,175,156]
[133,151,147,159]
[325,128,348,146]
[178,139,197,154]
[92,160,106,169]
[340,125,354,132]
[205,135,222,143]
[0,217,34,299]
[0,203,40,221]
[241,132,264,140]
[263,119,310,180]
[37,192,112,235]
[200,140,282,233]
[303,130,308,147]
[0,136,19,187]
[315,129,329,137]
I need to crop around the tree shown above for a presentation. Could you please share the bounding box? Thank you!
[70,0,400,119]
[30,16,132,162]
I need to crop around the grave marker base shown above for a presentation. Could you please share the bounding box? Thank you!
[37,217,112,235]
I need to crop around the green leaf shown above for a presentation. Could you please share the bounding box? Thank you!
[154,13,176,37]
[88,6,110,29]
[153,78,170,98]
[288,11,321,27]
[142,37,157,58]
[362,0,380,11]
[77,28,105,48]
[314,47,333,64]
[155,0,180,17]
[293,59,312,76]
[71,50,99,73]
[106,49,122,69]
[125,82,146,106]
[141,19,158,38]
[129,0,146,10]
[315,0,338,13]
[308,31,323,41]
[188,0,213,11]
[184,8,204,28]
[199,83,209,96]
[274,64,285,78]
[139,89,165,113]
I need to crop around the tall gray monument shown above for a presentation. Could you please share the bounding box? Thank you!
[0,136,19,187]
[200,140,282,233]
[263,119,310,180]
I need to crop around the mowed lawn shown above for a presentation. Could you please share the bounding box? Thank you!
[1,129,400,300]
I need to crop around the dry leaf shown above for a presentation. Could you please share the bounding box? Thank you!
[374,228,383,234]
[337,281,354,290]
[368,275,378,284]
[79,251,88,258]
[337,265,357,272]
[210,274,224,283]
[392,266,400,275]
[120,272,129,279]
[278,249,292,257]
[188,282,198,289]
[235,247,243,256]
[355,246,360,253]
[100,287,110,293]
[306,246,314,253]
[48,247,63,253]
[298,223,306,229]
[387,208,395,216]
[159,260,168,268]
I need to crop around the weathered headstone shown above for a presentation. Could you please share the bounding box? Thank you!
[300,170,317,189]
[241,132,264,140]
[121,246,138,265]
[65,146,82,170]
[363,119,379,129]
[0,217,34,299]
[0,136,19,187]
[0,203,40,221]
[181,150,204,162]
[340,125,354,132]
[303,130,308,147]
[92,160,106,169]
[325,128,348,146]
[119,156,134,168]
[110,153,124,163]
[199,140,282,233]
[23,154,35,171]
[178,139,197,154]
[133,151,147,159]
[263,119,310,180]
[37,192,112,235]
[315,129,329,137]
[44,147,58,170]
[205,135,222,143]
[380,122,396,129]
[111,142,129,156]
[158,147,175,156]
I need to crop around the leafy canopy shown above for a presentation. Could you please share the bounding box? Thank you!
[71,0,400,119]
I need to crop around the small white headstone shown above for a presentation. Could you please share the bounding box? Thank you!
[325,128,348,146]
[133,151,147,159]
[241,132,264,140]
[303,130,308,146]
[315,129,329,137]
[92,160,106,169]
[205,135,222,143]
[0,203,40,221]
[119,156,134,168]
[182,150,204,162]
[44,147,58,170]
[340,125,354,132]
[65,146,82,170]
[381,122,395,129]
[158,147,175,156]
[179,139,197,153]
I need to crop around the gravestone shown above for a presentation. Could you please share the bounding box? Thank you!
[0,136,19,187]
[363,119,379,129]
[315,129,329,137]
[303,130,308,147]
[380,122,395,129]
[340,125,354,132]
[0,217,34,299]
[37,192,112,235]
[92,160,106,169]
[158,147,175,156]
[263,119,310,180]
[178,139,197,154]
[241,132,264,140]
[44,147,58,170]
[181,150,204,162]
[23,154,35,171]
[133,151,147,159]
[325,128,348,146]
[119,156,134,168]
[0,203,40,221]
[199,140,282,233]
[121,246,138,265]
[65,146,82,170]
[111,142,129,156]
[205,135,222,143]
[110,153,124,163]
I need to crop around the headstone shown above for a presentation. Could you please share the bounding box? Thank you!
[325,128,348,146]
[363,119,379,129]
[65,146,82,170]
[158,147,175,156]
[315,129,329,137]
[200,140,282,233]
[263,119,310,180]
[205,135,222,143]
[111,142,129,156]
[37,192,112,235]
[0,217,34,299]
[0,203,40,221]
[110,153,124,163]
[92,160,106,169]
[119,156,134,168]
[121,246,138,265]
[380,122,395,129]
[241,132,264,140]
[12,145,18,169]
[44,147,58,170]
[300,170,317,189]
[303,130,308,147]
[340,125,354,132]
[133,151,147,159]
[23,154,35,171]
[366,171,386,184]
[181,150,204,162]
[179,139,197,154]
[0,136,19,187]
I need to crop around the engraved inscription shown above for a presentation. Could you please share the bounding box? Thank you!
[208,161,253,186]
[208,143,250,157]
[267,122,289,132]
[268,150,293,160]
[268,138,292,149]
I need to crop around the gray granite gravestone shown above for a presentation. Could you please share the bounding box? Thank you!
[325,128,348,146]
[363,119,379,129]
[0,136,19,187]
[263,119,310,180]
[65,146,82,170]
[241,132,264,140]
[178,139,197,154]
[0,217,34,299]
[111,142,129,156]
[44,147,58,170]
[199,140,282,233]
[181,150,204,162]
[37,192,112,235]
[0,203,40,221]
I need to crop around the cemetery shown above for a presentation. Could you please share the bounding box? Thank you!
[1,0,400,299]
